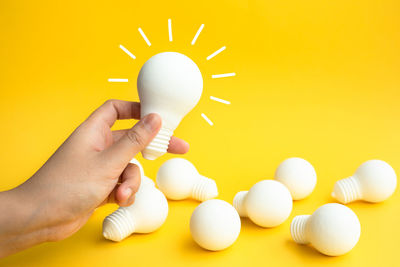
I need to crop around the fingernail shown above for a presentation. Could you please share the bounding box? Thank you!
[127,194,135,205]
[124,187,132,197]
[143,114,161,132]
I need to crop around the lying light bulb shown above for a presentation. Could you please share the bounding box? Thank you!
[290,203,361,256]
[137,52,203,160]
[190,199,241,251]
[332,159,397,204]
[102,181,168,242]
[274,157,317,200]
[233,180,292,227]
[156,158,218,201]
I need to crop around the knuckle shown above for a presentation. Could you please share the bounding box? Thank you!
[104,99,116,107]
[126,130,145,147]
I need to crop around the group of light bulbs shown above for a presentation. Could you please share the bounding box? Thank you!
[103,52,397,256]
[102,157,397,256]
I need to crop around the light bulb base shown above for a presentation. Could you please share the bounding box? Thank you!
[141,127,173,160]
[233,191,248,217]
[290,215,311,245]
[103,207,136,242]
[332,176,362,204]
[191,176,219,201]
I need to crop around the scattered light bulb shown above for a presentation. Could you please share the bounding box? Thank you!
[233,180,292,227]
[137,52,203,160]
[290,203,361,256]
[102,182,168,242]
[190,199,241,251]
[274,157,317,200]
[332,159,397,204]
[156,158,218,201]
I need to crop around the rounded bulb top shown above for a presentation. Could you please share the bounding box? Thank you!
[354,160,397,202]
[127,187,169,233]
[156,158,199,200]
[306,203,361,256]
[190,199,241,251]
[274,157,317,200]
[242,180,293,227]
[137,52,203,130]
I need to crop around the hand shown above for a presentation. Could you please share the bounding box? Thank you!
[0,99,189,257]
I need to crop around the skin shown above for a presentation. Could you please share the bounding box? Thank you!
[0,99,189,258]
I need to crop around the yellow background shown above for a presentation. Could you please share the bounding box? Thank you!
[1,0,400,266]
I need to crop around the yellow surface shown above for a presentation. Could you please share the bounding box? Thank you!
[1,0,400,266]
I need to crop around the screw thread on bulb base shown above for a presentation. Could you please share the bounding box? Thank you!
[142,127,173,160]
[233,191,248,217]
[103,207,136,242]
[290,215,311,245]
[331,176,362,204]
[191,176,218,201]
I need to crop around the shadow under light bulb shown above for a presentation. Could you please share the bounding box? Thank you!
[137,52,203,160]
[332,159,397,204]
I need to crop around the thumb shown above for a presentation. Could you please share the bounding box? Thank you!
[101,113,162,166]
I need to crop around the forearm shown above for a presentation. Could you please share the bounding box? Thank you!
[0,186,48,258]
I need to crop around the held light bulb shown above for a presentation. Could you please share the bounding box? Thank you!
[332,159,397,204]
[290,203,361,256]
[274,157,317,200]
[102,181,168,242]
[137,52,203,160]
[156,158,218,201]
[233,180,292,227]
[190,199,241,251]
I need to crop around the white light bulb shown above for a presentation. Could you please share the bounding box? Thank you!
[290,203,361,256]
[102,182,168,242]
[137,52,203,160]
[332,159,397,204]
[233,180,292,227]
[274,157,317,200]
[190,199,241,251]
[156,158,218,201]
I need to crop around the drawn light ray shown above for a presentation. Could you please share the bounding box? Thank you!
[119,45,136,59]
[212,73,236,78]
[168,19,173,42]
[207,46,226,60]
[201,113,214,126]
[191,24,205,45]
[138,28,152,46]
[210,96,231,104]
[108,78,128,82]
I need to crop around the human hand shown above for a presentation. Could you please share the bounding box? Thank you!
[0,99,189,257]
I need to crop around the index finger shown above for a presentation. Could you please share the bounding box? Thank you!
[89,99,141,127]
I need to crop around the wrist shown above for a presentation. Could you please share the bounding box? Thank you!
[0,184,49,257]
